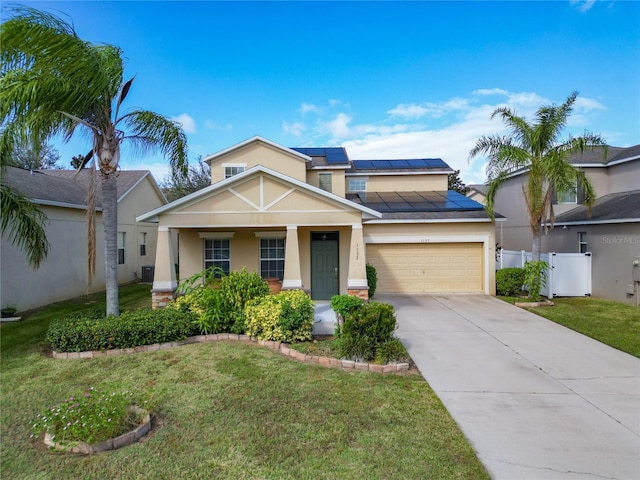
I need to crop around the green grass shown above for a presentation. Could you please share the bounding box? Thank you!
[1,284,488,479]
[500,296,640,357]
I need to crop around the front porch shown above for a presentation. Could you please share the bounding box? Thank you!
[151,223,369,308]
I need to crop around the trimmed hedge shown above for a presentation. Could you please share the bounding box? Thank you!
[496,267,526,296]
[47,309,198,352]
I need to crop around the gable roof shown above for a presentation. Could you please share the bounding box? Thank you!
[554,189,640,225]
[1,167,163,210]
[202,136,311,166]
[467,184,489,195]
[136,164,382,223]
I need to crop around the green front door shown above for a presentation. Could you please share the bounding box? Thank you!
[311,232,339,300]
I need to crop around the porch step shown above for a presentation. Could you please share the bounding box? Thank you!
[312,302,336,336]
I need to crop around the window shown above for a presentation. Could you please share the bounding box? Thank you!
[139,232,147,256]
[578,232,587,253]
[318,173,332,193]
[224,165,245,179]
[117,232,126,265]
[557,185,577,203]
[204,238,230,276]
[348,178,367,192]
[260,238,285,280]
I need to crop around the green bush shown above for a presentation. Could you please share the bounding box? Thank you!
[524,260,549,302]
[336,301,398,362]
[374,339,409,365]
[46,309,197,352]
[496,267,526,296]
[330,294,364,333]
[219,269,270,334]
[245,290,314,343]
[168,286,225,334]
[366,263,378,298]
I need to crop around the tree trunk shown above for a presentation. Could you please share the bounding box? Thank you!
[531,231,542,263]
[102,172,120,316]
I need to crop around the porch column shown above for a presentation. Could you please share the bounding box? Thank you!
[347,223,369,300]
[151,226,177,309]
[282,225,303,290]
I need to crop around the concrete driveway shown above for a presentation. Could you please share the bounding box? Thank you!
[377,294,640,480]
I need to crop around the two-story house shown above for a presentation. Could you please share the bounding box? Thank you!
[492,144,640,304]
[137,136,497,307]
[1,167,166,311]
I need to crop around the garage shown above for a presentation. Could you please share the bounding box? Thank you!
[366,242,483,293]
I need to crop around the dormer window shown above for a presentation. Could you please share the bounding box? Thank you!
[224,164,245,179]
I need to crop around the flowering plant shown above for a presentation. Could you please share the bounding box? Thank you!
[32,386,143,445]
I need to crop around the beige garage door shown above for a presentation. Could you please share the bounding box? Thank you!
[367,243,483,293]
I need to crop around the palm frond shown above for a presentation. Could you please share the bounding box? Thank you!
[119,110,188,179]
[0,183,49,269]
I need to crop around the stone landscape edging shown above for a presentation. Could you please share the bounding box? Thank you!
[51,334,410,374]
[43,406,151,454]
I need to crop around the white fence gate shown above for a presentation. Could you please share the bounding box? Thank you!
[497,250,592,299]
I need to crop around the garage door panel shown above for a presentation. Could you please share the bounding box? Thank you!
[367,243,483,293]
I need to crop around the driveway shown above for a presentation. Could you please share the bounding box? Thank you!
[378,294,640,480]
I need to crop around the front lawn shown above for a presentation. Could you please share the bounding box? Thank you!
[500,296,640,358]
[1,284,488,479]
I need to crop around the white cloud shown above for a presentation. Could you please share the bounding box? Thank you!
[319,113,353,139]
[171,113,196,134]
[300,103,321,115]
[387,103,429,119]
[204,120,232,131]
[290,89,608,185]
[570,0,597,13]
[282,121,306,137]
[387,98,470,119]
[473,88,509,97]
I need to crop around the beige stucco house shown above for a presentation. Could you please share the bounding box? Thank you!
[1,167,166,311]
[138,137,496,307]
[492,145,640,304]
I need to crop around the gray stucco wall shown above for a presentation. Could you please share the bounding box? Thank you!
[542,223,640,305]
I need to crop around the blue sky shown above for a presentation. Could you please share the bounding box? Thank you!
[9,0,640,184]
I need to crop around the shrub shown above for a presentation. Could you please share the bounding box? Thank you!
[330,294,364,332]
[337,301,398,362]
[245,290,314,343]
[374,339,409,365]
[524,260,549,302]
[168,286,225,334]
[32,385,143,445]
[218,269,270,334]
[366,263,378,298]
[46,309,197,352]
[496,267,526,296]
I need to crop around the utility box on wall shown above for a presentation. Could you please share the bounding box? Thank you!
[141,266,155,283]
[633,258,640,282]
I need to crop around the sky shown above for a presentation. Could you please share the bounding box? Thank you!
[6,0,640,185]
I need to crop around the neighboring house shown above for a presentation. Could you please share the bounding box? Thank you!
[466,184,488,206]
[492,145,640,304]
[1,167,166,311]
[137,136,497,308]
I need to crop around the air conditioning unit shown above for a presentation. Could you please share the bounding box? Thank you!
[141,266,155,283]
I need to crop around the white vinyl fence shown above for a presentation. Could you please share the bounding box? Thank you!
[497,250,592,299]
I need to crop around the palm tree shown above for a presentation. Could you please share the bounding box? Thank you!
[1,7,188,315]
[469,91,605,263]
